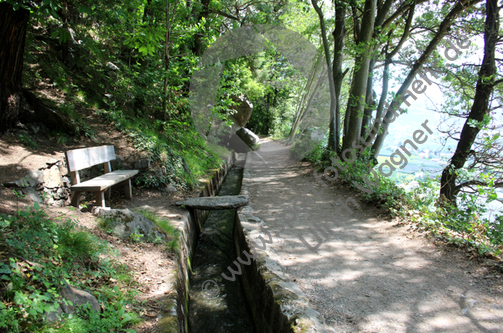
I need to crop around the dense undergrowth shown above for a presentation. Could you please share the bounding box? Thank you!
[22,8,227,191]
[305,143,503,258]
[0,204,141,332]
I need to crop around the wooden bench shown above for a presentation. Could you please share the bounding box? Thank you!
[65,145,138,207]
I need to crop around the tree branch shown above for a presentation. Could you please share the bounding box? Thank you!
[208,9,240,21]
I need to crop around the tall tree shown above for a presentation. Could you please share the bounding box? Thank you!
[341,0,375,152]
[371,0,484,157]
[0,2,30,132]
[331,0,347,153]
[312,0,338,151]
[439,0,502,203]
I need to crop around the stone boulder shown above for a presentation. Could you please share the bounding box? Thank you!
[236,127,259,149]
[93,207,167,243]
[46,283,100,322]
[59,283,101,314]
[22,187,43,203]
[229,95,253,128]
[176,195,249,210]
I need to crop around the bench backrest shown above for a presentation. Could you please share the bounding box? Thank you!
[66,145,116,172]
[65,145,116,184]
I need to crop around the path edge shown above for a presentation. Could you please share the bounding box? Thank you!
[238,150,333,333]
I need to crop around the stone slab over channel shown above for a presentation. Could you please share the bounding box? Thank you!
[176,195,248,210]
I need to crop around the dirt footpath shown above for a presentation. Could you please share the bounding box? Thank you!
[245,139,503,333]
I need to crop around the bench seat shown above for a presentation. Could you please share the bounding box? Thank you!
[71,170,139,192]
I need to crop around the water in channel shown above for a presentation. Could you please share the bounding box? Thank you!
[188,164,256,333]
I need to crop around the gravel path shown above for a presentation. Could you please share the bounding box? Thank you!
[245,138,503,333]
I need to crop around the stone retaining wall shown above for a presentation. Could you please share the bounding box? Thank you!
[173,152,236,333]
[3,160,72,207]
[232,211,292,332]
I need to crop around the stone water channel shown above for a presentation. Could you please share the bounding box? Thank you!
[188,160,257,333]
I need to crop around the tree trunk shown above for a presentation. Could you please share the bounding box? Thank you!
[361,58,376,136]
[360,0,393,138]
[192,0,210,56]
[341,0,375,152]
[312,0,337,152]
[331,2,346,154]
[0,3,30,132]
[374,58,390,125]
[440,0,498,203]
[370,4,414,142]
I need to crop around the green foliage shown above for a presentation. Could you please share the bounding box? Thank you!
[0,205,140,332]
[217,50,304,137]
[97,108,222,189]
[129,229,144,243]
[403,177,503,257]
[331,150,408,214]
[138,209,179,252]
[290,129,329,161]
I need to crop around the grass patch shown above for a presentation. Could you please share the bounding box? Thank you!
[137,210,179,253]
[96,217,118,235]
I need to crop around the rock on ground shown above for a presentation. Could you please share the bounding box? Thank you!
[46,283,100,322]
[93,207,167,243]
[59,283,101,314]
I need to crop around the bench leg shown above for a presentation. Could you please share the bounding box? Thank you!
[94,191,105,207]
[105,187,111,201]
[70,191,81,207]
[124,179,133,199]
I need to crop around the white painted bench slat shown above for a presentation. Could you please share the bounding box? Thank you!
[65,145,138,207]
[66,145,116,172]
[71,170,138,192]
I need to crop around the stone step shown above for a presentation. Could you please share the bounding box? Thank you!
[176,195,249,210]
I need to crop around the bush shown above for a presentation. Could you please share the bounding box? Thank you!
[330,150,407,214]
[404,178,503,257]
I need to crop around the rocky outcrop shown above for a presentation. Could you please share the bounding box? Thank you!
[3,161,71,207]
[92,207,167,243]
